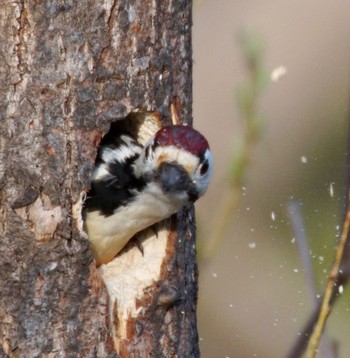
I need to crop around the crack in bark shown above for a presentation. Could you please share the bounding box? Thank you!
[97,0,118,65]
[14,0,28,92]
[107,0,118,35]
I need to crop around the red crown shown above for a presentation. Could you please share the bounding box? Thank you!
[154,125,209,156]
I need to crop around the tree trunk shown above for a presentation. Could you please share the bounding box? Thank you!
[0,1,198,357]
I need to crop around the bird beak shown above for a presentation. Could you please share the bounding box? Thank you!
[158,162,191,193]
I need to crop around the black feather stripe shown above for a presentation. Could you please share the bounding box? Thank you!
[85,127,146,216]
[85,154,146,216]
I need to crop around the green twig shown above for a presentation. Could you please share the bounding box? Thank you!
[200,30,267,261]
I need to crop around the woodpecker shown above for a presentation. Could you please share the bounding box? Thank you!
[84,123,213,266]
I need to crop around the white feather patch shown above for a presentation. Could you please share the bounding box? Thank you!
[85,181,184,266]
[91,163,112,181]
[101,146,137,164]
[101,135,142,164]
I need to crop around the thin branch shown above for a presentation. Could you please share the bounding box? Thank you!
[305,191,350,358]
[288,101,350,358]
[287,202,318,304]
[287,202,335,358]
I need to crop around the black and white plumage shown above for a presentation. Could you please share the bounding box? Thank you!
[84,123,213,266]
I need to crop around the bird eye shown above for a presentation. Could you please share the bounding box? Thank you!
[200,160,209,175]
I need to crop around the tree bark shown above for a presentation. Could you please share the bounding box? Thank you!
[0,1,198,357]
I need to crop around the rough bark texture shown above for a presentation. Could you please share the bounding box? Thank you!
[0,0,198,357]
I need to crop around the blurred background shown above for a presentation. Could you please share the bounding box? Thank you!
[192,1,350,357]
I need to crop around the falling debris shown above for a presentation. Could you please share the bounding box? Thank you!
[301,156,308,164]
[339,285,344,294]
[271,66,287,82]
[329,182,334,198]
[271,211,276,221]
[249,242,256,249]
